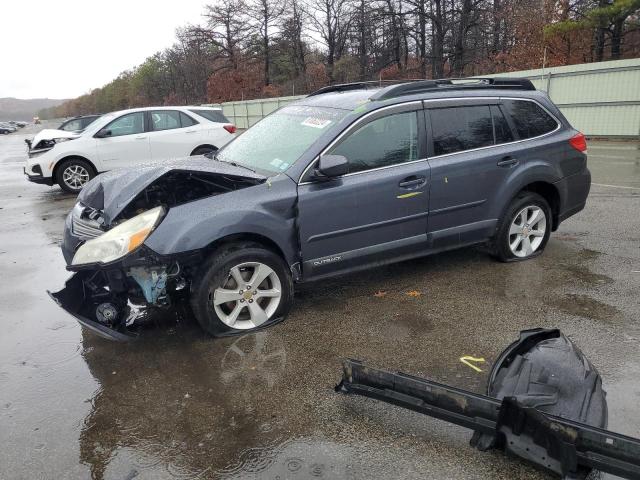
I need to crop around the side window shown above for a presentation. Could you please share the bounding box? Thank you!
[330,111,418,174]
[491,105,514,144]
[106,112,145,137]
[502,100,558,139]
[150,110,182,131]
[189,109,229,123]
[80,117,98,129]
[180,112,197,127]
[60,119,82,131]
[430,106,493,156]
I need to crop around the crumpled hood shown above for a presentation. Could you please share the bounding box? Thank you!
[30,129,80,148]
[78,157,266,224]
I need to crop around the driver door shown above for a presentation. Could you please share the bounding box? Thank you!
[297,103,430,279]
[95,112,150,169]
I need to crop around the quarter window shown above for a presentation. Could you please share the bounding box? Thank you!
[106,112,145,137]
[431,106,494,156]
[190,109,229,123]
[502,100,558,139]
[329,111,418,174]
[150,111,182,131]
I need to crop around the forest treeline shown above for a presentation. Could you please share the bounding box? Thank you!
[39,0,640,119]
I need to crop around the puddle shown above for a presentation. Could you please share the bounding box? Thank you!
[550,293,619,321]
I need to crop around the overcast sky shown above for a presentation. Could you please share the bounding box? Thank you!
[1,0,209,99]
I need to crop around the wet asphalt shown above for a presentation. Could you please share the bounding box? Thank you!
[0,124,639,480]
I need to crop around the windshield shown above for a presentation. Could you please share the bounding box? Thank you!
[216,105,347,174]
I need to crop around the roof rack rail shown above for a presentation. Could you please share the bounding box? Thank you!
[308,79,428,97]
[370,77,536,101]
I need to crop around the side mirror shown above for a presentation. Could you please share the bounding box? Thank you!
[313,155,348,180]
[95,129,112,138]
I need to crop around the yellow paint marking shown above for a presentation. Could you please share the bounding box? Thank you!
[459,356,486,373]
[396,192,423,199]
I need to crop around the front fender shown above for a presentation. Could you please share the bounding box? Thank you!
[145,176,299,265]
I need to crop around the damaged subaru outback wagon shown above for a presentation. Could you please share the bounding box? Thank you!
[51,78,591,340]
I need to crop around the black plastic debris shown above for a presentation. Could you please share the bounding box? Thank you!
[336,328,640,479]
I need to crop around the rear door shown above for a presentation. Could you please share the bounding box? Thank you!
[95,111,150,169]
[147,110,200,159]
[424,100,522,247]
[297,102,430,279]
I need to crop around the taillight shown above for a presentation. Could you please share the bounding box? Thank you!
[569,132,587,152]
[223,124,237,134]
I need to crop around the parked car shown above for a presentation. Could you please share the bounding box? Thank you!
[0,122,17,133]
[58,114,102,132]
[25,106,236,193]
[8,121,27,128]
[51,78,590,341]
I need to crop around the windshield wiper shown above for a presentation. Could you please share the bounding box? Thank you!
[214,155,257,174]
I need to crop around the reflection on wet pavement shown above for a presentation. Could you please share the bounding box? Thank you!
[1,127,639,479]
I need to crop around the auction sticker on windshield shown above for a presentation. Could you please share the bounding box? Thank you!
[301,117,332,129]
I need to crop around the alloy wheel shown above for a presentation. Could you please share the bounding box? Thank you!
[62,164,90,190]
[508,205,547,258]
[211,262,282,329]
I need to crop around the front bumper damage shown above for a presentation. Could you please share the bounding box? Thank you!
[49,246,200,341]
[49,273,136,341]
[50,160,266,340]
[337,329,640,479]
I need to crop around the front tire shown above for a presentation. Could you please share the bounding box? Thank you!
[56,158,95,194]
[190,243,294,336]
[493,192,552,262]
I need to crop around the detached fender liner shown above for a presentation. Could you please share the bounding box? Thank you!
[336,329,640,480]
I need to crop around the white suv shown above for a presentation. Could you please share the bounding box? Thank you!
[25,106,236,193]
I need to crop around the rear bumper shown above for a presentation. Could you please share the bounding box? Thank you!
[555,168,591,225]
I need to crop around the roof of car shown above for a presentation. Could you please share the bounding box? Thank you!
[105,105,223,117]
[293,78,544,112]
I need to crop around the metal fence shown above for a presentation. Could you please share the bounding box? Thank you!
[211,58,640,137]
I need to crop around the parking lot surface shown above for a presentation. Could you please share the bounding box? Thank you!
[1,125,639,480]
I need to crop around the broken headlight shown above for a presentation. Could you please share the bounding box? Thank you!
[72,207,165,266]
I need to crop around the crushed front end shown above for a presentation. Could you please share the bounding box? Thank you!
[50,159,266,340]
[50,245,198,341]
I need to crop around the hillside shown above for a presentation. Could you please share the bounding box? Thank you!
[0,97,68,121]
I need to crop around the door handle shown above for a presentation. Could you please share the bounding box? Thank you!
[399,176,427,189]
[185,129,197,133]
[135,135,147,140]
[497,156,518,167]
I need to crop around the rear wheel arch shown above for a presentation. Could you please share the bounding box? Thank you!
[519,181,560,230]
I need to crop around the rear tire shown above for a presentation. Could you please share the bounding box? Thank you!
[492,192,552,262]
[190,243,293,336]
[56,158,95,194]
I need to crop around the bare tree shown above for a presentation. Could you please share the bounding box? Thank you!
[248,0,287,85]
[306,0,352,82]
[200,0,253,69]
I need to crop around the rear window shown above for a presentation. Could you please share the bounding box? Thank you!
[190,109,230,123]
[502,100,558,139]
